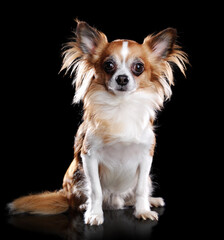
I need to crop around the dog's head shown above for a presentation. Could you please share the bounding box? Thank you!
[61,21,188,104]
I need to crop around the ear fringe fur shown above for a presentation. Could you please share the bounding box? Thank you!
[61,39,95,103]
[60,20,108,104]
[156,44,189,101]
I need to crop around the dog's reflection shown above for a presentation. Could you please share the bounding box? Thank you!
[9,207,165,239]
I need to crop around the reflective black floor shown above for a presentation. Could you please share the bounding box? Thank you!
[6,208,165,240]
[4,203,206,240]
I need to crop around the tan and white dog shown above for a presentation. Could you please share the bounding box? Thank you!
[8,21,188,225]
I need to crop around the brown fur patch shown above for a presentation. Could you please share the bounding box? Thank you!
[150,136,156,156]
[62,122,87,209]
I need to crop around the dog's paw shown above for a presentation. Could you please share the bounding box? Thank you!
[150,197,165,208]
[134,210,159,221]
[84,211,104,225]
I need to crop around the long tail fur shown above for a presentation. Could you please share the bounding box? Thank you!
[8,190,69,215]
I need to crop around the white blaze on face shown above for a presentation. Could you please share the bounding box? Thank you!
[121,41,129,64]
[119,41,129,74]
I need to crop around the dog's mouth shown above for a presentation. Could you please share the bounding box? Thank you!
[116,86,128,92]
[107,80,137,95]
[108,85,128,94]
[114,86,137,95]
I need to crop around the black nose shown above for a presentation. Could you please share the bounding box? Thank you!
[116,75,129,86]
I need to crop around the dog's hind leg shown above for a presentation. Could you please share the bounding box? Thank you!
[149,197,165,207]
[124,196,165,208]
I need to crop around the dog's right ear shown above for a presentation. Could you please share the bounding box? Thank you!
[75,20,108,61]
[61,20,108,75]
[61,21,108,103]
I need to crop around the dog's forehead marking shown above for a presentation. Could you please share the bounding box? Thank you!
[121,41,129,63]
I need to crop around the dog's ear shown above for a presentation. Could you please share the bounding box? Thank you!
[144,28,177,59]
[61,21,108,103]
[75,20,108,59]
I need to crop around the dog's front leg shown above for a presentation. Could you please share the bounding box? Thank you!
[134,155,158,221]
[82,153,103,225]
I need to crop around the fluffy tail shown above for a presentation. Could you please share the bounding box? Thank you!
[8,190,69,215]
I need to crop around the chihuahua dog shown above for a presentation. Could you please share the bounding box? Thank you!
[8,20,188,225]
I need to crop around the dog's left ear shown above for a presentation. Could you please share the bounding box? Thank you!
[144,28,177,59]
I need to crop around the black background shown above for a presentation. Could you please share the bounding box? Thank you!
[2,1,219,239]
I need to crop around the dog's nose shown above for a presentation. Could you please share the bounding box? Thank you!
[116,75,129,86]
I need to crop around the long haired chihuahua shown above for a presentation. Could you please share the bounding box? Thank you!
[8,20,188,225]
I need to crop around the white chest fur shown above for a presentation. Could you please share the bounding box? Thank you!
[88,90,157,143]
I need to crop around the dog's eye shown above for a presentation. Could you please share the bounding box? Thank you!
[103,60,116,74]
[132,62,144,76]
